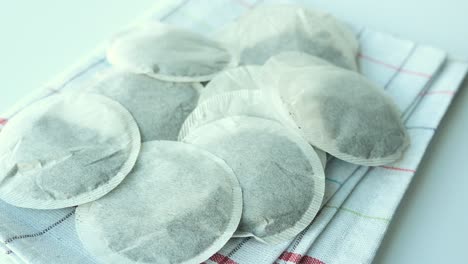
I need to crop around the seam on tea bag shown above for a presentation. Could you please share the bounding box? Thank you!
[3,209,76,245]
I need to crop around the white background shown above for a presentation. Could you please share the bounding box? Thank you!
[0,1,467,263]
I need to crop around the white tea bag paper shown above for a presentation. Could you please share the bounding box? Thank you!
[76,141,242,264]
[264,51,333,77]
[107,22,235,82]
[182,116,325,244]
[218,5,358,70]
[265,58,409,165]
[0,93,141,209]
[180,89,328,168]
[179,89,279,140]
[198,65,264,103]
[87,70,200,141]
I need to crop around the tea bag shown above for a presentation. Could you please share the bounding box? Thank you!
[107,22,235,82]
[199,53,333,106]
[264,59,409,166]
[218,5,358,70]
[182,116,325,244]
[0,93,141,209]
[76,141,242,264]
[265,51,332,74]
[191,66,327,168]
[180,89,279,140]
[199,65,264,103]
[86,70,200,141]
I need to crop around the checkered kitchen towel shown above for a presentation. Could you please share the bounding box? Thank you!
[1,0,467,263]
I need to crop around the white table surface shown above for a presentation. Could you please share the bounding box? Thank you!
[0,1,467,263]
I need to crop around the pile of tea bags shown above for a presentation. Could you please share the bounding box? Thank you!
[0,5,409,264]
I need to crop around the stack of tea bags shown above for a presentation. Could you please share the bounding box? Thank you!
[1,3,462,264]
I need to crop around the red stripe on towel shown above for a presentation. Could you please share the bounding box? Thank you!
[358,53,432,78]
[209,253,238,264]
[279,251,325,264]
[381,166,416,173]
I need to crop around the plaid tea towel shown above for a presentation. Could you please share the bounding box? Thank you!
[1,0,467,263]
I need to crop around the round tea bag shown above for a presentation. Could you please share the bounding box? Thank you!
[200,56,330,103]
[218,5,358,70]
[199,65,264,103]
[76,141,242,264]
[0,93,141,209]
[194,65,327,166]
[107,22,235,82]
[265,51,333,74]
[267,63,409,166]
[180,89,281,140]
[86,70,200,141]
[182,116,325,244]
[201,53,332,104]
